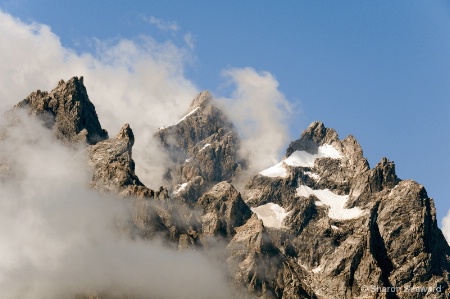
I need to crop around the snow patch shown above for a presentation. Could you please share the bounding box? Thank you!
[176,107,200,124]
[285,144,342,168]
[251,203,291,229]
[259,162,288,178]
[311,265,322,273]
[331,225,339,230]
[185,158,191,163]
[296,185,364,220]
[199,143,211,152]
[173,183,188,195]
[259,144,341,178]
[305,171,320,181]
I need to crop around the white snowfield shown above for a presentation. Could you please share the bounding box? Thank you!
[296,185,364,220]
[251,203,292,229]
[285,144,342,167]
[259,162,288,178]
[259,144,342,178]
[177,107,200,124]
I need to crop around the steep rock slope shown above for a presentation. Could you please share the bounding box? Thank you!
[15,77,108,144]
[155,91,246,202]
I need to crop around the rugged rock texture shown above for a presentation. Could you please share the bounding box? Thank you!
[155,91,246,202]
[6,79,450,299]
[89,123,143,193]
[197,182,251,240]
[15,76,108,144]
[86,122,183,243]
[240,121,450,299]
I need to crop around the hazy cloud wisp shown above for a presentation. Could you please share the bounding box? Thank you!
[0,111,233,299]
[219,67,292,174]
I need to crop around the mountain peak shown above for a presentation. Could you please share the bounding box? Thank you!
[116,123,134,146]
[14,76,108,144]
[155,91,245,202]
[189,90,213,110]
[6,78,450,299]
[286,121,339,156]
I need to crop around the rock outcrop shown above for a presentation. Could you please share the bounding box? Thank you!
[197,181,251,240]
[15,76,108,144]
[88,123,148,195]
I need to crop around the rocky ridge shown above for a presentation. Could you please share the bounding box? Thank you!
[5,77,450,299]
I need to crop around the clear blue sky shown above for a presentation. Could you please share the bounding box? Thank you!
[1,1,449,224]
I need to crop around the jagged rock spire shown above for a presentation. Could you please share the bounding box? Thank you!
[15,76,108,144]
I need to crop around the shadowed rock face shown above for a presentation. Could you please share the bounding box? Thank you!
[7,79,450,299]
[15,76,108,144]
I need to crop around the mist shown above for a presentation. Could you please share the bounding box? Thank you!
[218,67,292,173]
[0,111,234,299]
[0,10,198,189]
[0,10,292,298]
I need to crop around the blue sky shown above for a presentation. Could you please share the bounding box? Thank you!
[1,1,449,225]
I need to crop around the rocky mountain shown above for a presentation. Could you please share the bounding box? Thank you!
[5,77,450,299]
[15,77,108,144]
[154,91,246,202]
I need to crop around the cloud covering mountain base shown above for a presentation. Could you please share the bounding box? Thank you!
[0,112,235,299]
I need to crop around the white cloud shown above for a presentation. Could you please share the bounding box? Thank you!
[145,16,179,32]
[0,12,293,297]
[0,11,198,188]
[0,111,233,299]
[219,67,292,173]
[442,210,450,245]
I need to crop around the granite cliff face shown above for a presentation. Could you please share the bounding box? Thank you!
[5,77,450,299]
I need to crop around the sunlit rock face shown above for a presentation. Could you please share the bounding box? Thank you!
[15,76,108,144]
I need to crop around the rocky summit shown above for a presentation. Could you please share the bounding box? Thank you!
[4,77,450,298]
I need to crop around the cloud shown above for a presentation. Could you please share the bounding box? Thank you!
[0,11,245,298]
[0,111,233,299]
[145,16,179,32]
[0,12,291,297]
[218,67,292,173]
[442,211,450,245]
[0,10,199,188]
